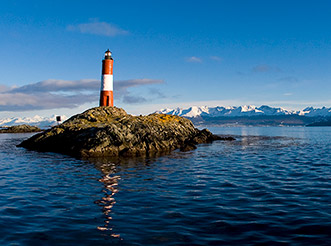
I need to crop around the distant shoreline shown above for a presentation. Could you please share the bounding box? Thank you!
[0,124,42,133]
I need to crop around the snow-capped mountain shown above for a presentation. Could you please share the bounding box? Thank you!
[299,107,331,117]
[156,105,331,118]
[0,115,67,128]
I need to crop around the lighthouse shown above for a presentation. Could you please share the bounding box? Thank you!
[100,49,114,107]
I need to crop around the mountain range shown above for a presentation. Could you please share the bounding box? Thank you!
[157,105,331,118]
[156,105,331,126]
[1,105,330,128]
[0,115,67,128]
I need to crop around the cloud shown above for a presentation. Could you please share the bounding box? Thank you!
[186,56,202,63]
[0,92,96,111]
[148,88,166,99]
[67,20,128,36]
[11,79,99,94]
[0,78,164,111]
[210,56,222,61]
[122,95,147,104]
[252,65,272,73]
[236,71,246,76]
[0,85,10,92]
[115,79,164,104]
[115,79,163,91]
[283,92,293,96]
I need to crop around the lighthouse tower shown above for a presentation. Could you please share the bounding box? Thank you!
[100,49,114,107]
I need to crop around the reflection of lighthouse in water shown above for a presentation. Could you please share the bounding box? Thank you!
[96,162,120,238]
[100,49,114,107]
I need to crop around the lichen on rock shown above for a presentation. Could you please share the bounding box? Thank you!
[18,107,234,157]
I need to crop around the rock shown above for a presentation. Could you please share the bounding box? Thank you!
[0,124,42,133]
[18,107,234,157]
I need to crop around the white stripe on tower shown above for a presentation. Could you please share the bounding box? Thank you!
[101,74,113,91]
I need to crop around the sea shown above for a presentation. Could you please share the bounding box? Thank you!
[0,126,330,245]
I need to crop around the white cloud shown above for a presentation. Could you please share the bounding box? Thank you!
[11,79,99,93]
[0,92,95,111]
[0,78,164,111]
[210,56,222,61]
[0,85,10,92]
[67,20,128,36]
[186,56,202,63]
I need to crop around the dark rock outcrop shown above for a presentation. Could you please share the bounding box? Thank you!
[18,107,234,157]
[0,124,41,133]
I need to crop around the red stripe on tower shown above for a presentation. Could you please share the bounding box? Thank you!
[100,49,114,106]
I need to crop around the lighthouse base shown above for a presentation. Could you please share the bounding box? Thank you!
[99,91,113,107]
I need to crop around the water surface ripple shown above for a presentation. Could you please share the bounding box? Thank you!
[0,127,330,245]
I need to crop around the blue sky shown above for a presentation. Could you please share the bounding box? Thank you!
[0,0,331,117]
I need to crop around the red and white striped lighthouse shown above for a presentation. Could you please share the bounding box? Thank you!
[100,49,114,107]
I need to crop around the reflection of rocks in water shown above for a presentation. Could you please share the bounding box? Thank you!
[87,156,155,170]
[95,162,121,238]
[87,149,197,173]
[88,156,156,178]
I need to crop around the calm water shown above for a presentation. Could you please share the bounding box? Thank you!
[0,127,330,245]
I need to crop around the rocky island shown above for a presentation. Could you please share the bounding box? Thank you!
[18,107,233,157]
[0,124,41,133]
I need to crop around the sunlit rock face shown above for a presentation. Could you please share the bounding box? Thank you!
[18,107,233,157]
